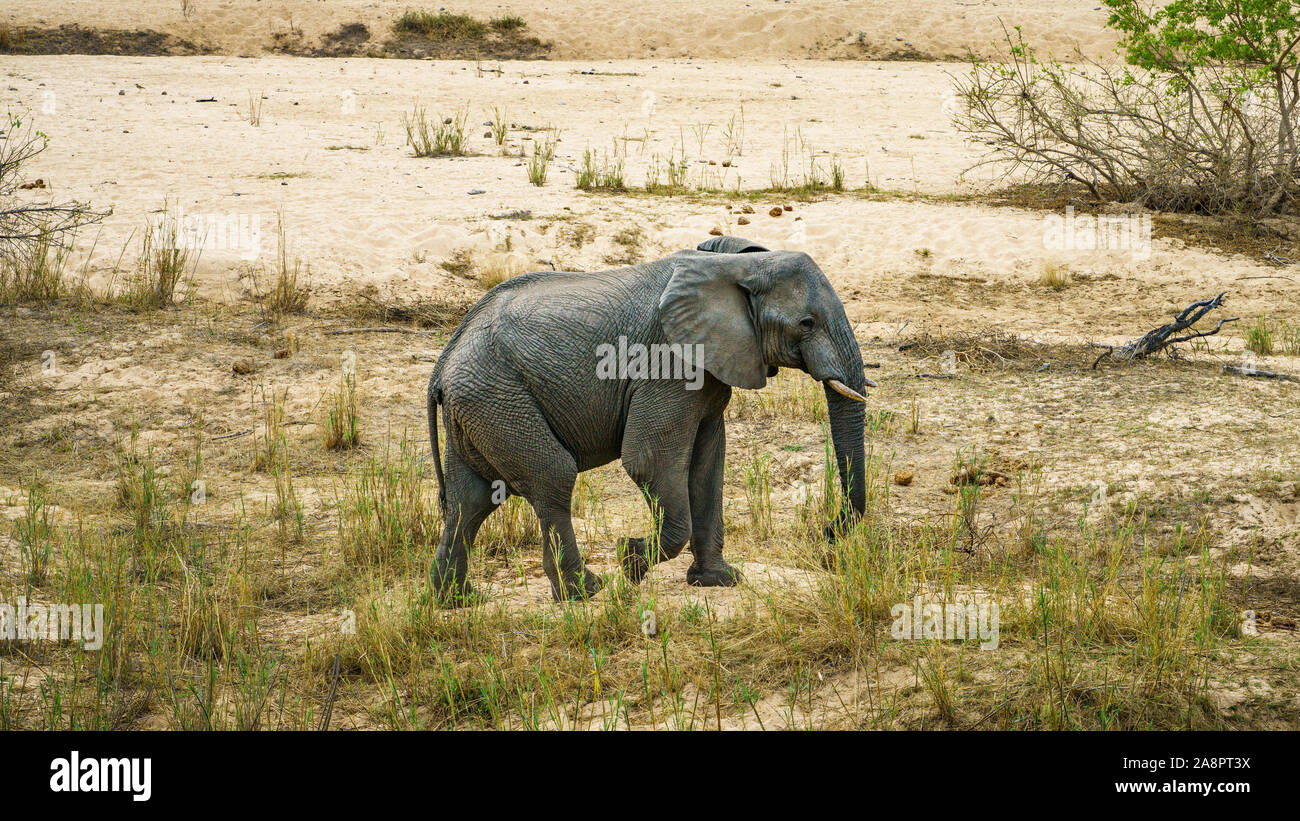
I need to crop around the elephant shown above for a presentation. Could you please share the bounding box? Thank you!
[425,235,873,603]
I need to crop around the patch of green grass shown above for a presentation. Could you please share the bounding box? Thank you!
[404,105,469,158]
[527,133,557,186]
[0,230,69,303]
[394,11,488,41]
[1277,319,1300,356]
[490,15,527,33]
[123,207,194,309]
[575,148,626,192]
[1245,316,1274,356]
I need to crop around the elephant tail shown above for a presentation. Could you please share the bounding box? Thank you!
[426,371,446,514]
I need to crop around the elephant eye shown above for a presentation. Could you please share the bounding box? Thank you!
[799,317,815,329]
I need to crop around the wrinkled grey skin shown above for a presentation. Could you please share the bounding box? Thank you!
[426,236,867,602]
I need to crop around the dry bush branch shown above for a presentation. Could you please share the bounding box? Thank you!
[0,114,105,253]
[952,25,1300,215]
[1092,292,1238,367]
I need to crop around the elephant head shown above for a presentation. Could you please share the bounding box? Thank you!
[659,236,873,534]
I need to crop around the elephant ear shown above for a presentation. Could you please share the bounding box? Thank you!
[696,235,770,254]
[659,252,768,390]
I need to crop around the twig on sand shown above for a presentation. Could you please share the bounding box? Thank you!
[319,654,341,731]
[323,327,433,336]
[1263,244,1295,266]
[210,429,253,442]
[1092,292,1238,369]
[1222,364,1300,383]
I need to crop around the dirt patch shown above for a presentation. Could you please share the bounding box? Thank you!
[270,19,551,60]
[987,182,1300,267]
[271,22,377,58]
[0,24,209,56]
[341,285,476,329]
[896,327,1093,372]
[382,30,550,61]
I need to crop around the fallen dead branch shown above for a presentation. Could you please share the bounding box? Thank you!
[1092,293,1237,369]
[348,290,473,329]
[1222,364,1300,383]
[210,429,253,442]
[323,327,433,336]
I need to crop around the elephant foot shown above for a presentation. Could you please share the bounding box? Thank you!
[823,510,860,543]
[687,561,741,588]
[618,537,651,583]
[430,560,476,607]
[431,579,478,609]
[817,547,839,571]
[550,567,605,602]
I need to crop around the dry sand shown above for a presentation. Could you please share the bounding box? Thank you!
[5,1,1122,60]
[2,2,1299,729]
[7,53,1289,336]
[6,44,1299,575]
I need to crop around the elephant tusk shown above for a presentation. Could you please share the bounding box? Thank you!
[826,379,870,402]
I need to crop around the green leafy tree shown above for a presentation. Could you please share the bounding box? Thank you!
[1103,0,1300,71]
[1103,0,1300,196]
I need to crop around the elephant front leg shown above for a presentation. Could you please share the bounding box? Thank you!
[617,481,692,584]
[685,414,741,587]
[618,410,694,583]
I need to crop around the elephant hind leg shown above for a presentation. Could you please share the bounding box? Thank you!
[431,444,498,606]
[471,396,602,602]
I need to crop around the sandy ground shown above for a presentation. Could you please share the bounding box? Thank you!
[7,54,1291,330]
[8,55,988,303]
[4,1,1122,60]
[6,51,1300,589]
[1,7,1299,729]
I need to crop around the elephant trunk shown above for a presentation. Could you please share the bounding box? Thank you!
[808,321,868,534]
[825,381,867,524]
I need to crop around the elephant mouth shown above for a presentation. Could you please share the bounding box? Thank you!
[826,378,875,402]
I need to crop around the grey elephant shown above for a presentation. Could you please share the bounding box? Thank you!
[426,235,873,602]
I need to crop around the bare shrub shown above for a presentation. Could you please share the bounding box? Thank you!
[952,19,1300,215]
[0,114,104,298]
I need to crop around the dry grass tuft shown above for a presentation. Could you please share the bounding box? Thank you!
[320,368,361,451]
[1038,261,1071,290]
[124,208,194,308]
[259,214,310,318]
